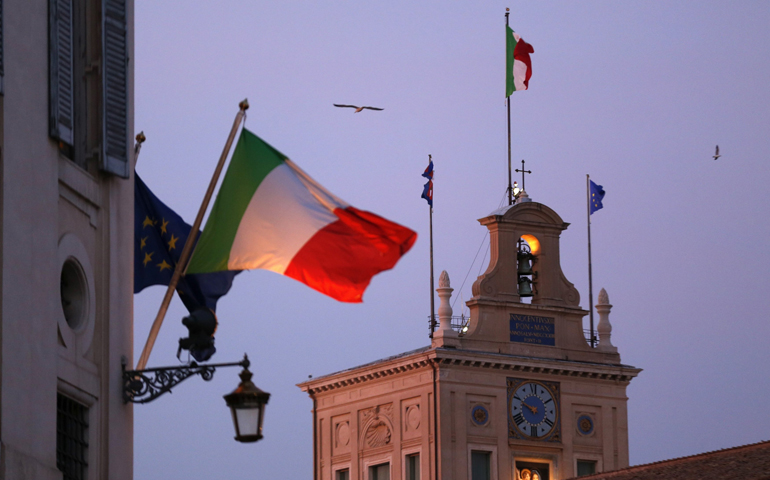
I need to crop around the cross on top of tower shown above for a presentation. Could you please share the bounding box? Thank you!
[515,160,532,192]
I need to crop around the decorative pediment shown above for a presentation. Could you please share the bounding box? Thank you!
[471,201,578,307]
[482,201,568,229]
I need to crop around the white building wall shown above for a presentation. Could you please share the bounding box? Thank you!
[0,1,134,478]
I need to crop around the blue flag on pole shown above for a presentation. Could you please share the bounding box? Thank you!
[589,180,605,214]
[421,160,434,207]
[134,174,238,312]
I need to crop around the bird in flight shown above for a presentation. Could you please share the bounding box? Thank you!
[333,104,384,113]
[713,145,721,160]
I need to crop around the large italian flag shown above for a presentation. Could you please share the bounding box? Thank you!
[506,25,534,97]
[186,129,417,303]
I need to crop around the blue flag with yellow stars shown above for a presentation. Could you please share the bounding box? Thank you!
[589,180,605,215]
[134,174,238,312]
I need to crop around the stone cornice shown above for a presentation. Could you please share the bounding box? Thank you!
[298,347,641,395]
[464,297,588,316]
[432,348,641,384]
[298,349,434,395]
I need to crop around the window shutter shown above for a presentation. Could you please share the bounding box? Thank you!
[1,0,5,95]
[49,0,75,146]
[101,0,128,178]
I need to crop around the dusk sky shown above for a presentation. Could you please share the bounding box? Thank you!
[133,2,770,478]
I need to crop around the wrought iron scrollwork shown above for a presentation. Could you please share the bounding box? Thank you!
[122,355,249,404]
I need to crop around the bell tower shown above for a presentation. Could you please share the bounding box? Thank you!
[299,193,640,480]
[465,194,619,364]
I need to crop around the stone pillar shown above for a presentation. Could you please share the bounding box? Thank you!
[432,271,460,348]
[596,288,617,353]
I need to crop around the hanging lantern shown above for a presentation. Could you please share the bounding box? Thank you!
[223,364,271,443]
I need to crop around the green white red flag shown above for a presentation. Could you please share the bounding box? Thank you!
[506,25,534,97]
[186,129,417,303]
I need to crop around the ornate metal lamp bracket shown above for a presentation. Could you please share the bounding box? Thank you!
[122,354,250,404]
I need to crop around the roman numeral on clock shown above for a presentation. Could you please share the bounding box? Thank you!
[530,425,538,437]
[544,418,554,427]
[513,413,525,426]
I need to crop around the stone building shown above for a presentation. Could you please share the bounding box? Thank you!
[0,1,134,479]
[298,194,641,480]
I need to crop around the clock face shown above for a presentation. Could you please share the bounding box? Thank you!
[509,381,558,439]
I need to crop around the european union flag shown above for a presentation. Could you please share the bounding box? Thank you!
[134,174,238,312]
[589,180,605,214]
[421,160,434,207]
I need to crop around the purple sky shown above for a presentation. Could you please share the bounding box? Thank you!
[133,2,770,477]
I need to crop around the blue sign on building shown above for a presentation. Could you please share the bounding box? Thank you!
[510,314,556,346]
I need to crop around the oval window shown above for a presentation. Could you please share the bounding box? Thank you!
[60,258,88,330]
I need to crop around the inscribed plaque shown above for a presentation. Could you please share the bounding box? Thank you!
[509,314,555,346]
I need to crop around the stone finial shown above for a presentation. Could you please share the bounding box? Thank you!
[595,287,617,353]
[432,269,460,348]
[516,190,532,203]
[598,288,609,305]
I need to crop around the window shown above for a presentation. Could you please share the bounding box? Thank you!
[49,0,75,151]
[335,469,349,480]
[57,394,88,480]
[577,460,597,476]
[49,0,129,176]
[471,451,491,480]
[369,462,390,480]
[406,453,420,480]
[516,461,550,480]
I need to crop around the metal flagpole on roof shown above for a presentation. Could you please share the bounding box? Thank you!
[428,155,436,338]
[586,174,596,347]
[136,99,249,370]
[506,8,513,206]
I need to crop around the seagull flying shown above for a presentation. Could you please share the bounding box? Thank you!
[713,145,721,160]
[333,104,384,113]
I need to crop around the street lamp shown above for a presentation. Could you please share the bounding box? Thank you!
[123,353,271,443]
[224,364,271,443]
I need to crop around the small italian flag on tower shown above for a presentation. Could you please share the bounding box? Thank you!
[506,26,534,96]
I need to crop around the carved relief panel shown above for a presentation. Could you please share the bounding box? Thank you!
[467,394,495,435]
[401,397,422,440]
[332,414,352,456]
[359,404,394,450]
[572,404,602,447]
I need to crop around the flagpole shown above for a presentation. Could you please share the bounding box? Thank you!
[136,99,249,370]
[133,131,146,166]
[586,174,595,347]
[506,8,513,205]
[428,155,436,338]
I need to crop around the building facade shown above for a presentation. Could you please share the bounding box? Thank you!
[0,0,134,478]
[299,196,641,480]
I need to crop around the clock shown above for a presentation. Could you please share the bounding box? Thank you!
[507,378,560,441]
